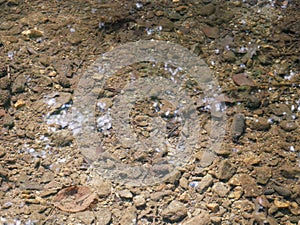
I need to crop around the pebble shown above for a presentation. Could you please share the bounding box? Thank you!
[0,90,10,106]
[289,202,300,216]
[269,103,292,116]
[253,212,268,224]
[0,77,11,89]
[0,146,6,158]
[89,175,111,197]
[21,29,44,38]
[133,195,146,207]
[13,100,25,110]
[243,152,261,165]
[250,117,271,131]
[197,3,215,16]
[155,10,164,17]
[202,25,219,39]
[212,182,230,197]
[232,73,255,87]
[231,113,246,142]
[256,195,270,208]
[119,206,137,225]
[255,166,272,184]
[196,174,213,193]
[232,199,255,212]
[228,186,243,199]
[279,120,298,132]
[95,208,111,225]
[67,32,82,45]
[223,50,236,62]
[182,210,210,225]
[3,114,14,128]
[52,130,73,147]
[57,75,71,88]
[70,211,95,224]
[245,95,261,109]
[179,176,189,189]
[165,170,181,184]
[239,174,261,197]
[118,189,133,199]
[273,185,292,198]
[206,203,219,212]
[39,55,51,67]
[199,151,215,167]
[159,17,174,31]
[216,160,236,180]
[0,106,5,117]
[150,190,172,201]
[162,200,187,222]
[280,166,300,179]
[274,199,290,208]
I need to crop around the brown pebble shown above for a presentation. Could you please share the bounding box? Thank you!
[279,120,298,132]
[231,113,246,142]
[273,185,292,198]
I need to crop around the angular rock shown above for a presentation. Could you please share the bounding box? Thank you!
[232,199,255,212]
[196,174,213,193]
[273,185,292,198]
[182,211,210,225]
[223,50,236,62]
[0,90,10,106]
[52,130,73,147]
[159,18,174,31]
[274,199,290,208]
[12,75,26,93]
[206,203,219,213]
[231,113,246,142]
[243,152,261,165]
[57,75,71,88]
[239,174,261,197]
[250,118,271,131]
[212,182,230,197]
[96,208,112,225]
[162,200,187,222]
[120,206,137,225]
[0,77,11,90]
[280,166,300,179]
[202,25,219,39]
[245,95,261,109]
[197,3,215,16]
[216,160,236,180]
[279,121,298,132]
[255,166,272,185]
[150,190,172,201]
[269,103,291,116]
[232,73,255,87]
[133,195,146,207]
[118,189,133,199]
[70,211,95,224]
[179,177,189,189]
[199,151,215,167]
